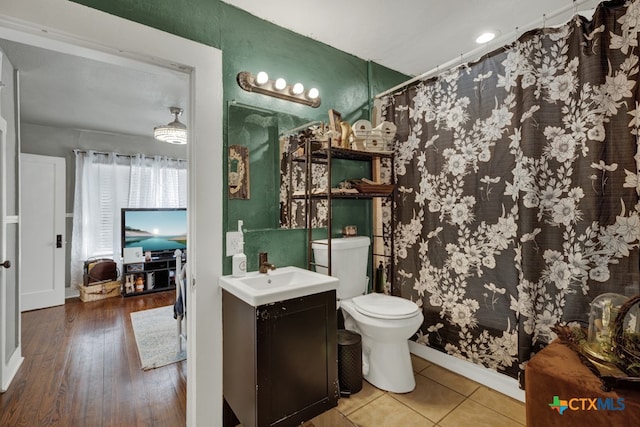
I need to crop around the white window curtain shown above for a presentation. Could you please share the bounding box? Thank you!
[128,154,187,208]
[70,150,187,288]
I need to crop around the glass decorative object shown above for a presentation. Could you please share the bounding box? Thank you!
[583,293,629,362]
[611,294,640,376]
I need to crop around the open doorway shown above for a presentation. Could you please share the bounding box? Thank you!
[1,23,192,423]
[0,37,190,310]
[0,2,223,424]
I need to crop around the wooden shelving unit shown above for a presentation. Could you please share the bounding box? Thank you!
[296,141,395,288]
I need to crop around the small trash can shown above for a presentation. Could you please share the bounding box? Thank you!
[337,329,362,396]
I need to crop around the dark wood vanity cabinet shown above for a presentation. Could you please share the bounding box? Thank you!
[222,290,338,427]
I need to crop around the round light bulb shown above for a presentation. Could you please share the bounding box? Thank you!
[307,87,319,99]
[475,32,496,44]
[255,71,269,85]
[275,78,287,90]
[292,82,304,95]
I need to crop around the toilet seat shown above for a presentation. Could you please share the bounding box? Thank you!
[352,293,420,320]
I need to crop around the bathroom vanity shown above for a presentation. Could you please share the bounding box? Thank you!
[220,268,339,427]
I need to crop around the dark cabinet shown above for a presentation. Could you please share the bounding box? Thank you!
[223,290,338,427]
[122,258,180,296]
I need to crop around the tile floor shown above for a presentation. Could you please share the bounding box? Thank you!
[304,354,526,427]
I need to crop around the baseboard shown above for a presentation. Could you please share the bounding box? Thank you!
[409,341,525,402]
[65,288,80,299]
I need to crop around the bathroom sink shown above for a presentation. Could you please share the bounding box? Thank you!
[219,266,339,306]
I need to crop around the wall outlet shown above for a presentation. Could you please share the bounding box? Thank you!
[226,231,244,256]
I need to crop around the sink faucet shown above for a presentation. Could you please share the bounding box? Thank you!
[259,252,276,274]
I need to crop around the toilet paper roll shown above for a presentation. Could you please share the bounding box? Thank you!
[374,121,397,140]
[352,119,372,139]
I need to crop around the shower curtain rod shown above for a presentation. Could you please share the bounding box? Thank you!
[72,149,187,162]
[374,0,597,99]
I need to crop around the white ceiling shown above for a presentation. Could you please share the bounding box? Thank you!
[0,0,602,136]
[0,38,189,138]
[224,0,601,77]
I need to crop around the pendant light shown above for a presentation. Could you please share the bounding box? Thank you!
[154,107,187,144]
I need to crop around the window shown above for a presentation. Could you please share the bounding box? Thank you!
[70,151,187,287]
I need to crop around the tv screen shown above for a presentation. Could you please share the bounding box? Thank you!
[121,208,187,257]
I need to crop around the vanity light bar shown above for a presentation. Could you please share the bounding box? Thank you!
[237,71,321,108]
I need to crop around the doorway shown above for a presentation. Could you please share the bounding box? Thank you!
[0,2,223,424]
[0,27,193,414]
[0,35,190,302]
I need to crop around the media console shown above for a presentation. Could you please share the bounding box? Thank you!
[122,256,185,296]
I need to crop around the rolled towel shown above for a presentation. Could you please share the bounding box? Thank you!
[364,129,385,151]
[375,121,397,140]
[352,119,372,139]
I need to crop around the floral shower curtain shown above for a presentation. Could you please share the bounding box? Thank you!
[381,0,640,382]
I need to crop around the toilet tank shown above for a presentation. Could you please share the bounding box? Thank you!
[312,236,370,300]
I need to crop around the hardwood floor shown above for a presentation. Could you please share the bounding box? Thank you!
[0,291,186,427]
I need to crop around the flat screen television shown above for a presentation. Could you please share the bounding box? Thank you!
[121,208,187,258]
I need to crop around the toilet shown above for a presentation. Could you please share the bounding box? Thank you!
[312,236,423,393]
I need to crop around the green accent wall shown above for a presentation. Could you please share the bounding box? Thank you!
[72,0,408,274]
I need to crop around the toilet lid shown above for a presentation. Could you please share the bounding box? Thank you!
[352,293,420,319]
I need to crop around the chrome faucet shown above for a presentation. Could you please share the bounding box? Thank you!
[259,252,276,274]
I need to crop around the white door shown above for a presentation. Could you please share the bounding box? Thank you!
[0,49,23,392]
[20,154,65,311]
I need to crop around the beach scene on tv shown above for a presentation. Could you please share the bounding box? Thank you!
[123,209,187,254]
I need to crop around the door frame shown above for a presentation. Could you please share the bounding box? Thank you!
[0,2,223,424]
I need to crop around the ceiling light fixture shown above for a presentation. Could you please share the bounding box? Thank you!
[154,107,187,144]
[475,31,496,44]
[236,71,321,108]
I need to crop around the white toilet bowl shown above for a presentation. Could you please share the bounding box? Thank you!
[340,293,423,393]
[312,237,423,393]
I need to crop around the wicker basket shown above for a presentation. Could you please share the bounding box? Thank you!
[79,280,121,302]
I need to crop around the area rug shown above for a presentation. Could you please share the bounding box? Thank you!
[130,305,186,370]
